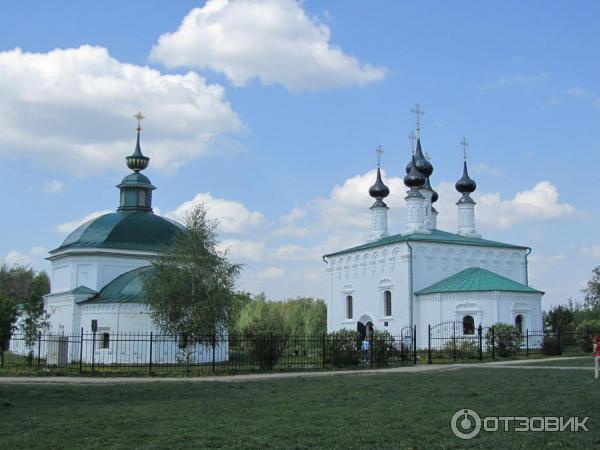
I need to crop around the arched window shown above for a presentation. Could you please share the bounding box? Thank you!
[515,314,523,333]
[346,295,353,319]
[462,315,475,335]
[384,290,392,317]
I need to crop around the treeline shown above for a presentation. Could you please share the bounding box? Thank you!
[544,266,600,335]
[0,265,49,354]
[232,293,327,337]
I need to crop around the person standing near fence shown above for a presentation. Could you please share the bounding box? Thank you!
[362,338,370,364]
[594,336,600,379]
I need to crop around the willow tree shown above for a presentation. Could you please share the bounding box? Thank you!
[142,205,242,346]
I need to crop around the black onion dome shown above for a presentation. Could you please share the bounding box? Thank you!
[414,139,433,177]
[455,161,477,194]
[369,168,390,199]
[404,155,426,188]
[426,178,439,203]
[126,131,150,172]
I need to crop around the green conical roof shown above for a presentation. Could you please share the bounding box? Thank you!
[415,267,543,295]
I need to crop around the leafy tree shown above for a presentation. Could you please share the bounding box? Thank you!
[544,305,575,331]
[575,319,600,353]
[0,265,50,357]
[0,293,18,352]
[142,205,242,348]
[325,329,361,366]
[583,266,600,312]
[236,296,290,368]
[485,323,523,357]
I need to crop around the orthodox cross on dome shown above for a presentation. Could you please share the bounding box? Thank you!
[408,130,417,155]
[375,145,384,168]
[460,137,469,161]
[134,112,145,131]
[411,103,424,138]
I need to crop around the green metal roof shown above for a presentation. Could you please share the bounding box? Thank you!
[51,210,184,254]
[415,267,543,295]
[323,229,528,258]
[70,286,97,295]
[80,266,153,304]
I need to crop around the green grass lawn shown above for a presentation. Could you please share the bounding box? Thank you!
[510,356,595,368]
[1,367,598,449]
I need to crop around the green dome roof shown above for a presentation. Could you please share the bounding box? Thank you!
[52,210,184,254]
[81,266,154,304]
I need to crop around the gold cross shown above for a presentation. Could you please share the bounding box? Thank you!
[375,145,384,168]
[134,112,145,131]
[460,137,469,160]
[411,103,424,137]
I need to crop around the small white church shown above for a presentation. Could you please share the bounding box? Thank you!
[323,116,544,346]
[38,116,226,364]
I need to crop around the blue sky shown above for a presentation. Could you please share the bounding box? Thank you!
[1,0,599,308]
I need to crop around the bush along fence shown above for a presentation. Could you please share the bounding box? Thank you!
[426,321,600,363]
[0,327,417,375]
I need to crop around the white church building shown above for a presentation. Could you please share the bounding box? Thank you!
[37,117,226,364]
[323,122,544,346]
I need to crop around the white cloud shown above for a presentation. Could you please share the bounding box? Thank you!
[280,207,306,225]
[0,46,242,175]
[477,181,575,228]
[54,210,111,234]
[150,0,386,91]
[257,266,285,280]
[166,192,263,234]
[218,239,264,262]
[435,180,575,231]
[272,244,314,261]
[3,246,48,268]
[42,179,64,194]
[478,73,548,91]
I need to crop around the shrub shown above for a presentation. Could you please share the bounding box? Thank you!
[325,329,361,366]
[575,320,600,353]
[541,334,562,356]
[442,339,479,360]
[370,330,401,366]
[485,323,523,358]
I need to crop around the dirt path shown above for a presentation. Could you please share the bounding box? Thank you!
[0,356,591,385]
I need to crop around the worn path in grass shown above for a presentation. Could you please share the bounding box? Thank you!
[0,356,591,384]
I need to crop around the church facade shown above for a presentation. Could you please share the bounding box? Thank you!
[38,118,226,364]
[323,128,544,346]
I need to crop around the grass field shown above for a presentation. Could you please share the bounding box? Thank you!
[1,366,599,449]
[510,356,594,367]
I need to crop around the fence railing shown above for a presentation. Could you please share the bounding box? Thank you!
[426,323,598,363]
[1,329,416,374]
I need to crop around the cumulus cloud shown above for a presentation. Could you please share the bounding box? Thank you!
[150,0,386,91]
[218,239,264,262]
[42,179,64,194]
[470,163,505,178]
[166,192,263,234]
[54,210,112,234]
[3,246,48,268]
[0,46,242,175]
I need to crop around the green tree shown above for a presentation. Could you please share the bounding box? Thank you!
[142,205,242,348]
[574,319,600,353]
[544,304,575,331]
[583,266,600,312]
[0,293,18,352]
[0,265,50,357]
[486,323,523,357]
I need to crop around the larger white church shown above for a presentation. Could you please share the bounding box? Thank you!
[323,120,544,346]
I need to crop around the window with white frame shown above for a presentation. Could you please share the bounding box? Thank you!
[462,316,475,335]
[346,295,353,319]
[383,290,392,317]
[515,314,524,333]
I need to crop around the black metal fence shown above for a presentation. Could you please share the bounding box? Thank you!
[426,321,598,363]
[1,328,417,374]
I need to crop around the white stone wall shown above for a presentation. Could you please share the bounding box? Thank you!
[325,239,538,346]
[48,250,154,294]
